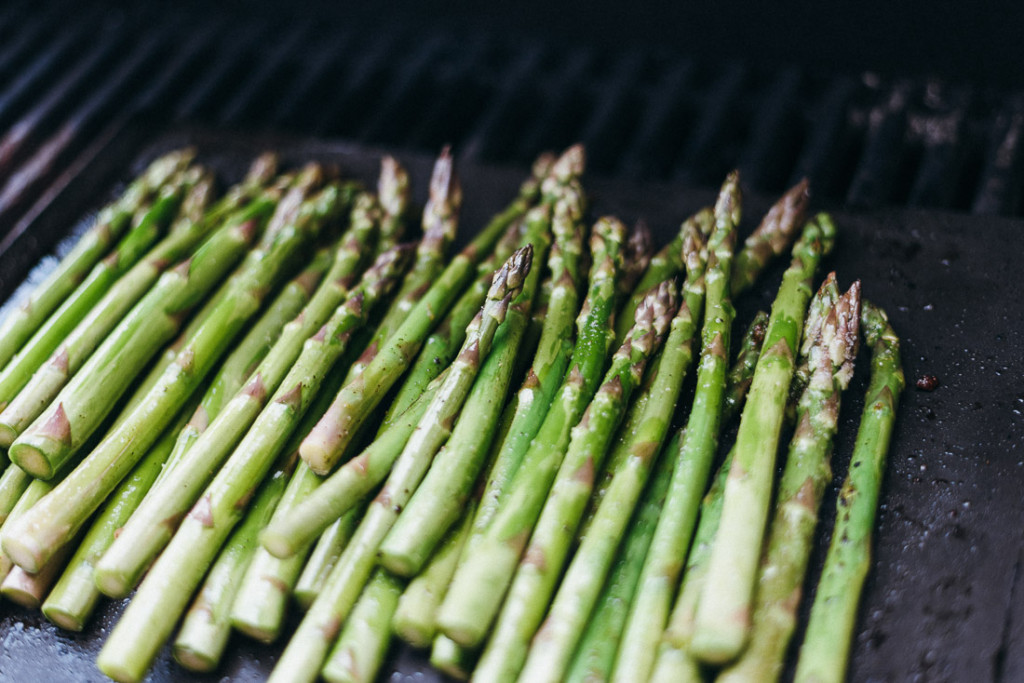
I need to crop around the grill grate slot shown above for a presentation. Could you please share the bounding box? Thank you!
[1,3,1023,237]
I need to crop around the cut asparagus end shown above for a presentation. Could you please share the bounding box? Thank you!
[8,438,57,480]
[172,645,218,674]
[93,566,137,599]
[258,528,299,560]
[42,603,87,632]
[1,526,45,574]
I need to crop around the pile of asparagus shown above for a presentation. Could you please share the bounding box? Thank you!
[0,143,903,683]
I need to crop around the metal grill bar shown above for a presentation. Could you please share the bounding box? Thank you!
[1,5,1022,219]
[846,82,914,208]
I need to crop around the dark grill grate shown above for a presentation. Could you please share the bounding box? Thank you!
[2,0,1024,245]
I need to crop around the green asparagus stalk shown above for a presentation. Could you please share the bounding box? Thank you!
[96,245,410,683]
[650,452,731,683]
[0,465,30,526]
[613,208,713,344]
[300,150,576,476]
[0,177,294,478]
[392,500,477,648]
[382,216,528,427]
[229,377,354,642]
[0,169,199,414]
[518,257,707,683]
[475,281,676,682]
[320,569,403,683]
[722,311,769,420]
[717,275,860,683]
[616,221,654,307]
[377,210,550,576]
[0,149,193,369]
[729,178,810,295]
[565,430,679,683]
[266,246,534,683]
[437,216,625,649]
[263,245,532,559]
[612,171,741,682]
[92,193,373,597]
[1,542,73,607]
[173,450,296,672]
[651,313,773,683]
[40,396,198,631]
[0,178,279,450]
[344,148,461,383]
[463,182,585,540]
[583,214,709,537]
[689,213,837,664]
[794,301,903,683]
[257,375,440,559]
[86,252,328,600]
[292,507,361,610]
[160,246,336,478]
[0,475,57,583]
[376,156,411,251]
[2,172,334,573]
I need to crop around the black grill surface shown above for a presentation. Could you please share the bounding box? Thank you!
[2,0,1024,249]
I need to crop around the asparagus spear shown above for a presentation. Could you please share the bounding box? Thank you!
[320,569,403,683]
[228,375,355,642]
[729,178,810,295]
[92,192,373,597]
[616,221,654,307]
[40,398,197,631]
[376,155,411,251]
[262,245,532,559]
[160,245,338,478]
[0,465,30,526]
[292,507,361,609]
[612,172,741,682]
[173,449,296,673]
[376,209,550,576]
[425,195,585,671]
[1,541,73,607]
[613,208,713,345]
[794,302,903,683]
[0,169,309,479]
[649,452,731,683]
[392,499,477,648]
[476,281,676,682]
[518,242,707,682]
[718,275,860,682]
[343,148,461,382]
[381,216,527,426]
[265,247,533,683]
[689,213,837,664]
[0,178,280,449]
[583,213,709,537]
[565,431,679,683]
[0,149,193,369]
[437,216,626,649]
[2,172,334,573]
[299,149,578,476]
[0,168,200,414]
[257,373,441,559]
[462,181,585,540]
[41,245,310,627]
[650,313,773,683]
[96,245,411,683]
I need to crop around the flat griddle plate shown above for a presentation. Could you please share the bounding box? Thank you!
[0,123,1021,682]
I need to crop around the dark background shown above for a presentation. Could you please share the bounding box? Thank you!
[0,2,1023,682]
